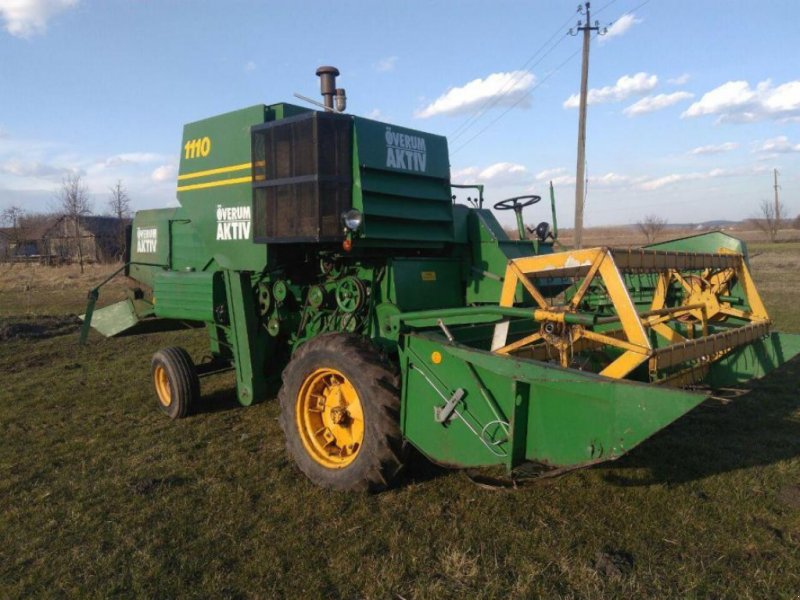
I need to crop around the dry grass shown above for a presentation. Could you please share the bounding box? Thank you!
[555,226,800,248]
[0,261,128,316]
[1,237,800,598]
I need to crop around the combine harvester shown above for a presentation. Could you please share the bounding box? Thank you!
[82,67,800,490]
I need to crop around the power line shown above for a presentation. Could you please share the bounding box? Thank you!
[449,0,655,154]
[451,43,586,155]
[448,10,577,142]
[593,0,621,17]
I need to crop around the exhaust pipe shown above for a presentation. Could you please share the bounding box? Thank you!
[316,66,346,112]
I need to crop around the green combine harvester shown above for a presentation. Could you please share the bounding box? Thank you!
[82,67,800,491]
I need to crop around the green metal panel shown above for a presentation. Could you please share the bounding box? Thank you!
[465,210,563,304]
[352,117,453,243]
[153,271,222,322]
[646,231,748,260]
[385,258,464,312]
[176,105,267,271]
[706,332,800,387]
[129,208,172,267]
[83,299,141,337]
[400,331,707,469]
[221,270,270,406]
[169,218,208,271]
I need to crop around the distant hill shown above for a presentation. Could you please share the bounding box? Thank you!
[666,220,741,229]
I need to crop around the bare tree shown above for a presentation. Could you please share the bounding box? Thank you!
[108,180,131,260]
[57,174,92,272]
[637,214,668,244]
[751,198,784,243]
[1,205,26,258]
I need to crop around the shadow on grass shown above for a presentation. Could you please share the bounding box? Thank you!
[184,357,800,490]
[192,387,243,416]
[603,356,800,486]
[190,384,450,488]
[398,446,449,488]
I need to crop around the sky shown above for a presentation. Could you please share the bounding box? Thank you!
[0,0,798,230]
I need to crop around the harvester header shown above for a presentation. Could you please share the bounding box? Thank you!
[81,66,800,491]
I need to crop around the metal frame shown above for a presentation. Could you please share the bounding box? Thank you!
[490,247,771,383]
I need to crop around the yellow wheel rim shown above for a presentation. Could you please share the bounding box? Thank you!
[154,365,172,407]
[296,368,364,468]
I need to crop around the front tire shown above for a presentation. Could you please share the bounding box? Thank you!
[151,347,200,419]
[278,334,405,491]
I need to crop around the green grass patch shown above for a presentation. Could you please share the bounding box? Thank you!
[2,249,800,598]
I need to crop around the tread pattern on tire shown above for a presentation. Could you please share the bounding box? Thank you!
[151,346,200,419]
[278,333,405,492]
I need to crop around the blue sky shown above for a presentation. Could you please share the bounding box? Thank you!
[1,0,797,229]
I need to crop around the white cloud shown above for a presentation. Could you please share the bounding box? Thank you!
[668,73,690,85]
[564,72,657,108]
[592,172,634,187]
[682,79,800,123]
[690,142,739,155]
[0,0,78,38]
[532,168,637,188]
[244,60,256,72]
[151,164,177,183]
[535,167,567,181]
[366,108,382,120]
[640,173,697,191]
[452,162,528,185]
[600,14,641,43]
[96,152,164,169]
[450,166,479,183]
[623,91,693,116]
[0,159,75,179]
[416,70,536,118]
[375,56,397,72]
[479,162,526,180]
[755,136,800,154]
[638,165,768,191]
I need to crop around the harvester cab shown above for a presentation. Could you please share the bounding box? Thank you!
[81,66,800,491]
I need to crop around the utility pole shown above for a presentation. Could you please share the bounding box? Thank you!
[570,3,605,248]
[774,168,781,226]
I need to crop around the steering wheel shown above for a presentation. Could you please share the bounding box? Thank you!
[493,195,541,211]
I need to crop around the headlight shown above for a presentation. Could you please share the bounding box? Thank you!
[342,209,362,231]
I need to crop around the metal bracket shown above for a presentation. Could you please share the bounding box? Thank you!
[434,388,465,423]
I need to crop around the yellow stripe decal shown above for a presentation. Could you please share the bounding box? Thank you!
[177,176,252,192]
[177,162,252,181]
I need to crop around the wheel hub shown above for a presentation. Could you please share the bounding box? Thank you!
[296,368,364,468]
[329,405,351,425]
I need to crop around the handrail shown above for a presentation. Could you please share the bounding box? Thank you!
[450,184,484,208]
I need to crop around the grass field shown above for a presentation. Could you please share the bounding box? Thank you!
[2,232,800,598]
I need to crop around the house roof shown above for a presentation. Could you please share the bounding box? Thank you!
[45,215,131,238]
[1,215,131,242]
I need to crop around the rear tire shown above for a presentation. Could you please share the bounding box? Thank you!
[278,334,405,492]
[151,347,200,419]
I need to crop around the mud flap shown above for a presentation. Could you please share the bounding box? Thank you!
[80,299,149,338]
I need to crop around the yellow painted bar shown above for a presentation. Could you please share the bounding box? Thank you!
[579,329,649,355]
[177,176,252,192]
[495,332,543,355]
[508,248,603,276]
[597,253,650,349]
[600,351,650,379]
[735,261,769,321]
[506,261,549,309]
[569,252,605,309]
[177,162,252,181]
